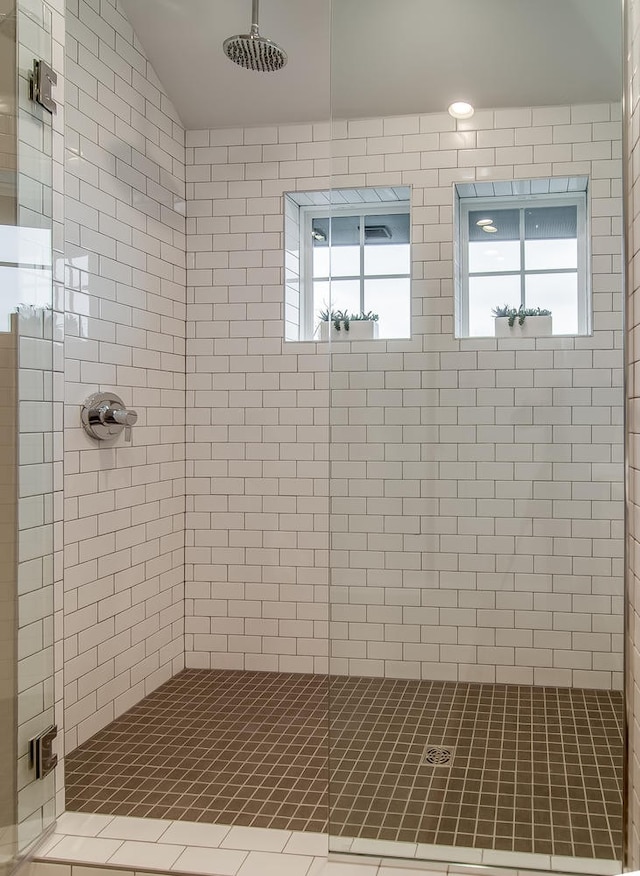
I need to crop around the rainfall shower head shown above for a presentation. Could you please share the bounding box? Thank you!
[223,0,287,73]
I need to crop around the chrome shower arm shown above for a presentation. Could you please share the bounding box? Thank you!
[251,0,259,33]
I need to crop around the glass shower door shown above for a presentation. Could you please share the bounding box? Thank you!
[327,1,625,872]
[0,0,57,869]
[0,2,20,868]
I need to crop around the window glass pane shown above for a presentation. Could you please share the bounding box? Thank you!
[524,205,578,270]
[330,245,360,277]
[313,279,360,328]
[469,208,519,240]
[313,244,330,278]
[312,215,360,278]
[524,205,577,239]
[468,208,520,274]
[364,278,411,338]
[525,272,578,334]
[313,281,330,327]
[364,213,410,275]
[468,274,521,337]
[364,243,410,276]
[468,241,521,273]
[525,238,577,271]
[328,214,360,245]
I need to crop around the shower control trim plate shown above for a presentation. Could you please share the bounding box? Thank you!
[81,392,138,442]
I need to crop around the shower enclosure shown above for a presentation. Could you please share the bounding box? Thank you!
[0,0,59,870]
[44,1,628,874]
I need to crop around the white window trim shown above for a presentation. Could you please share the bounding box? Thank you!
[457,190,590,338]
[299,201,410,341]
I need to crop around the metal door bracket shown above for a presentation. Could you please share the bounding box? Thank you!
[29,725,58,779]
[30,59,57,114]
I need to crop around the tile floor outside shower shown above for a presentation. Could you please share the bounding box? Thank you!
[64,669,624,863]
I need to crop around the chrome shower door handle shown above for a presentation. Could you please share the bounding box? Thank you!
[81,392,138,442]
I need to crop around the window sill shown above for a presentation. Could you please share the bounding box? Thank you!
[291,333,411,343]
[459,332,589,340]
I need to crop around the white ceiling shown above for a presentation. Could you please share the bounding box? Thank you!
[120,0,622,131]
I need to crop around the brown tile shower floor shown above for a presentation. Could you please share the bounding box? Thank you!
[66,670,327,833]
[65,669,624,860]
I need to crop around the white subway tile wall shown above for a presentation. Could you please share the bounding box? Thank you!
[63,0,186,753]
[185,104,623,689]
[625,0,640,865]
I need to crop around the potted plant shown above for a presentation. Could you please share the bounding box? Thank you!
[492,304,552,337]
[317,309,380,341]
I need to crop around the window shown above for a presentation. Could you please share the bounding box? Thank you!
[284,188,411,341]
[456,180,589,337]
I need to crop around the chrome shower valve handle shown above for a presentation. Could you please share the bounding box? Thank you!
[81,392,138,442]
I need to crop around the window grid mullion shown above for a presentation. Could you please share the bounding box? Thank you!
[359,214,365,314]
[519,207,526,308]
[468,268,577,279]
[314,273,411,283]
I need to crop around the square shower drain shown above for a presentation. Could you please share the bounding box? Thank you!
[422,744,454,766]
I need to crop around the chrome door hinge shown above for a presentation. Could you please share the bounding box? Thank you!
[29,724,58,779]
[30,59,57,114]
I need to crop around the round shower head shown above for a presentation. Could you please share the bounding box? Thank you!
[223,31,287,72]
[223,1,287,73]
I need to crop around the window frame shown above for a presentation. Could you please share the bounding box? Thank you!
[300,201,411,341]
[457,190,590,338]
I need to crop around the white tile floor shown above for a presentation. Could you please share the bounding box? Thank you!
[33,813,624,876]
[35,814,327,876]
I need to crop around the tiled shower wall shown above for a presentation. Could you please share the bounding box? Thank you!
[625,0,640,864]
[62,0,186,752]
[185,103,624,689]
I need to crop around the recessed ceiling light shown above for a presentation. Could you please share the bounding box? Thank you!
[476,218,493,227]
[483,225,498,233]
[448,101,475,119]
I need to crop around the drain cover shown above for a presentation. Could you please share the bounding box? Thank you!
[422,745,453,766]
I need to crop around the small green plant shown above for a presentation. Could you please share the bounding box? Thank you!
[349,311,379,322]
[492,304,551,327]
[318,308,379,332]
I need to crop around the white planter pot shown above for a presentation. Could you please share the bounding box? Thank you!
[494,315,552,338]
[318,320,379,341]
